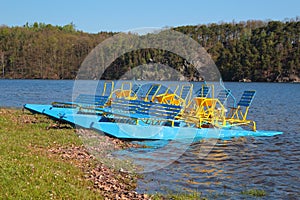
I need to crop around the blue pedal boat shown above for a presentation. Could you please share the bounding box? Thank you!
[24,81,283,140]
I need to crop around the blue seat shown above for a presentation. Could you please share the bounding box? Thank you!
[99,99,183,126]
[195,85,211,97]
[237,91,256,107]
[217,89,231,104]
[227,90,256,131]
[52,94,109,108]
[53,81,114,108]
[140,84,161,102]
[180,85,192,99]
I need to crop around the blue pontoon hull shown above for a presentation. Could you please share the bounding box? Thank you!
[24,104,102,129]
[24,104,283,140]
[91,122,282,140]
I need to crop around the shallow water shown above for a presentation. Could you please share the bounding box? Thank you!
[0,80,299,198]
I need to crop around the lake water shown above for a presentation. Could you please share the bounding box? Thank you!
[0,80,299,199]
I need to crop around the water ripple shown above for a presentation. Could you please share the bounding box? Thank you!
[137,82,300,198]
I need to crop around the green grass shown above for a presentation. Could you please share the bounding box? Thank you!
[0,109,102,199]
[241,188,267,197]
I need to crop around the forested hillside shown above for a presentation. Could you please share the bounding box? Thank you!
[0,20,299,82]
[0,23,113,79]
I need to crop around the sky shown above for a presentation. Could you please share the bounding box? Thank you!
[1,0,299,33]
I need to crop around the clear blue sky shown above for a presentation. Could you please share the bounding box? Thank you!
[1,0,299,33]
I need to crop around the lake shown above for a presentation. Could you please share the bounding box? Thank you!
[0,79,299,199]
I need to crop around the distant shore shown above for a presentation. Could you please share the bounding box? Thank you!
[1,20,299,82]
[0,78,299,83]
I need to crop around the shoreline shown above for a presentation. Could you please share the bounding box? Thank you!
[0,108,270,199]
[0,78,299,83]
[0,108,149,199]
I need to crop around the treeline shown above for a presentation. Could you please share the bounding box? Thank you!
[0,20,299,81]
[174,19,300,82]
[0,22,114,79]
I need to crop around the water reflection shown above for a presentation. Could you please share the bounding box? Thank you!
[136,135,300,198]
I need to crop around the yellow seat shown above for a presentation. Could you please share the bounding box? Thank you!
[155,84,179,104]
[155,84,193,106]
[111,82,137,100]
[183,85,230,128]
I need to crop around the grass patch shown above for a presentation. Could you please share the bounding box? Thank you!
[241,188,267,197]
[0,108,102,199]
